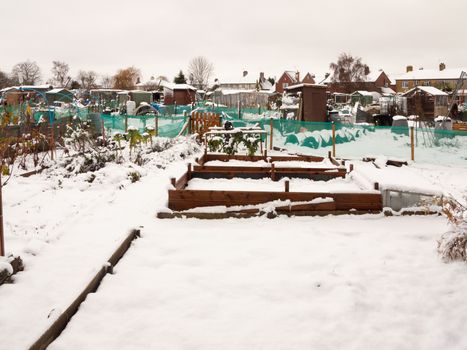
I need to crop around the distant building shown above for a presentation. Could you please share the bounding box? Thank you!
[275,71,317,94]
[401,86,448,119]
[285,83,327,122]
[218,71,272,91]
[395,64,466,93]
[325,70,393,94]
[163,83,196,105]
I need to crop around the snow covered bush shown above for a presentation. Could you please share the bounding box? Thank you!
[437,198,467,262]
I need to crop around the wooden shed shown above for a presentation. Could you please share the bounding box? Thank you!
[402,86,448,120]
[285,84,327,122]
[163,84,196,105]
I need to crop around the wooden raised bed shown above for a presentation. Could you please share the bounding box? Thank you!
[161,154,382,217]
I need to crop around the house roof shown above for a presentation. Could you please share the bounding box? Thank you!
[285,83,327,90]
[46,88,72,94]
[396,68,466,81]
[351,90,374,97]
[162,82,197,91]
[402,86,448,96]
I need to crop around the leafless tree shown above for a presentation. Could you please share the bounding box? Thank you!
[11,60,41,85]
[329,53,370,92]
[187,56,213,90]
[100,75,114,89]
[112,66,141,90]
[0,69,11,89]
[77,70,98,90]
[51,61,70,87]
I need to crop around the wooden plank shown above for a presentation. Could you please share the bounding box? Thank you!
[168,189,382,212]
[175,172,189,190]
[205,154,325,163]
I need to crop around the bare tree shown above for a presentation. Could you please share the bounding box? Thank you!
[100,75,114,89]
[0,69,11,89]
[77,70,98,90]
[112,67,141,90]
[51,61,70,87]
[11,60,41,85]
[329,53,370,92]
[187,56,213,90]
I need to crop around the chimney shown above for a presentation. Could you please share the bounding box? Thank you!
[259,72,265,81]
[295,71,300,82]
[439,63,446,71]
[406,65,413,73]
[243,70,248,77]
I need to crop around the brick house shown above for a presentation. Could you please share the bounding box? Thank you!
[326,70,393,94]
[275,71,316,93]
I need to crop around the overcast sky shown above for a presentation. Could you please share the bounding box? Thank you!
[1,0,466,84]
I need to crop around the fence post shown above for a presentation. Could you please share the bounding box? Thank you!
[269,118,273,150]
[284,180,289,192]
[0,172,4,256]
[332,123,336,157]
[50,126,55,160]
[101,119,106,145]
[410,126,414,161]
[155,116,158,137]
[125,115,128,133]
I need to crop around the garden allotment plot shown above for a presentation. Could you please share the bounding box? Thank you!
[159,152,383,218]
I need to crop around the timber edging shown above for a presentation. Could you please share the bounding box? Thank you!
[28,229,141,350]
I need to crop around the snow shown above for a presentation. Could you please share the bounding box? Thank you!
[0,133,466,349]
[185,177,373,193]
[47,216,467,350]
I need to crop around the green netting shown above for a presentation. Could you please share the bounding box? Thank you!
[100,114,188,138]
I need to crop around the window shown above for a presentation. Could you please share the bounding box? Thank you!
[402,81,408,88]
[283,83,288,89]
[423,81,430,86]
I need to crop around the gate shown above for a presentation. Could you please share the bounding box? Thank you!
[190,112,221,136]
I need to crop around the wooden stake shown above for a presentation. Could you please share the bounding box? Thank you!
[284,180,289,192]
[170,178,176,188]
[50,126,55,160]
[410,126,414,161]
[101,119,106,145]
[269,118,273,150]
[187,163,192,181]
[125,115,128,133]
[332,123,336,157]
[271,163,276,181]
[349,164,354,172]
[155,116,159,136]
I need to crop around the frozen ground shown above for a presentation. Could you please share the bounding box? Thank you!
[49,216,467,350]
[0,135,466,349]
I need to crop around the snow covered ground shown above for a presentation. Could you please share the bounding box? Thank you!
[275,128,467,167]
[0,135,466,349]
[49,216,467,350]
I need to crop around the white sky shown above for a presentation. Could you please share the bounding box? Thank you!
[1,0,466,84]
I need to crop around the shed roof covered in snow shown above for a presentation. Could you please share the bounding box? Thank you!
[402,86,448,96]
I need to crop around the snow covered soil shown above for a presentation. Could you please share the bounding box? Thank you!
[0,135,466,349]
[185,177,367,193]
[203,159,337,168]
[48,215,467,350]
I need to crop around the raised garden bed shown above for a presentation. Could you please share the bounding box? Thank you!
[158,152,382,218]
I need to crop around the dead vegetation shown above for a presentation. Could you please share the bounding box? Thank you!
[437,197,467,262]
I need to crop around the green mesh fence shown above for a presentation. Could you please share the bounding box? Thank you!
[100,114,188,138]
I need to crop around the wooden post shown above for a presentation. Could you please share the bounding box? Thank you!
[187,163,192,181]
[101,119,106,145]
[269,118,273,150]
[271,163,276,181]
[155,116,159,137]
[0,172,4,256]
[332,123,336,157]
[170,178,176,188]
[50,126,55,160]
[349,164,354,172]
[374,182,380,191]
[284,180,289,193]
[410,126,414,161]
[125,115,128,133]
[328,151,332,159]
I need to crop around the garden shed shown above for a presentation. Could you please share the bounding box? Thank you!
[402,86,448,120]
[46,88,74,105]
[285,84,327,122]
[350,91,373,106]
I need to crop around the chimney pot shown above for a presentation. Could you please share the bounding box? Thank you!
[439,63,446,71]
[406,65,413,73]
